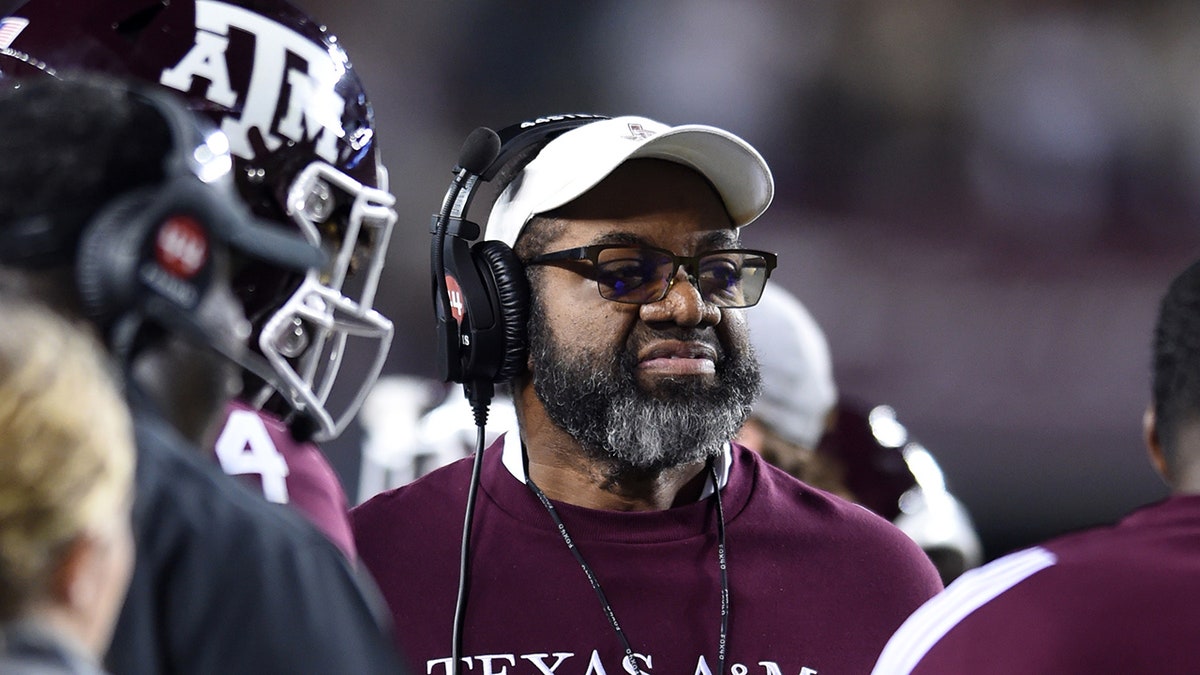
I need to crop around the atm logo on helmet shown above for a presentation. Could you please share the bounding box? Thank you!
[160,0,347,166]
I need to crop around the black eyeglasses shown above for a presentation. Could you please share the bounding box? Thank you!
[526,244,778,308]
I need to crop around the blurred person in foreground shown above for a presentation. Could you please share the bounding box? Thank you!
[737,284,982,584]
[352,114,942,674]
[0,0,398,563]
[0,296,136,675]
[0,75,403,674]
[872,258,1200,674]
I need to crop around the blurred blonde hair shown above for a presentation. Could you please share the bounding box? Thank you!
[0,296,135,620]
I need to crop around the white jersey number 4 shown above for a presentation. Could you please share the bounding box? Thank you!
[215,409,291,504]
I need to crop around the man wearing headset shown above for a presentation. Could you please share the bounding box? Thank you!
[0,75,404,674]
[353,115,942,674]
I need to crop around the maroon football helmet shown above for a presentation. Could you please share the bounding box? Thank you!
[818,397,984,583]
[0,0,397,440]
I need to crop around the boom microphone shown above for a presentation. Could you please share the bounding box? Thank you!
[431,127,501,385]
[456,127,502,178]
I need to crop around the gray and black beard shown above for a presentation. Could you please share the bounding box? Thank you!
[528,296,761,475]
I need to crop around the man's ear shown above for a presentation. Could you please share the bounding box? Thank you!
[51,534,99,610]
[1143,404,1171,482]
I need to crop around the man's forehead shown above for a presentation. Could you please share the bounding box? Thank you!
[578,228,741,250]
[521,160,742,254]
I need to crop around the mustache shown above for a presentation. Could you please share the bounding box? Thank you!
[625,326,728,364]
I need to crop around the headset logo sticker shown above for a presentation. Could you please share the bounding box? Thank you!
[445,275,466,324]
[156,216,209,279]
[624,123,656,141]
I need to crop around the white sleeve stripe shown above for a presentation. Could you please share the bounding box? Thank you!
[870,546,1057,674]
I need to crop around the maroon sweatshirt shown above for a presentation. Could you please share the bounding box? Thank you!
[211,400,356,560]
[873,495,1200,674]
[354,437,942,674]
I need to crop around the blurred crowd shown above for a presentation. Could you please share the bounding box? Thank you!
[316,0,1200,245]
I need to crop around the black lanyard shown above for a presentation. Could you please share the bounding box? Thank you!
[524,457,730,675]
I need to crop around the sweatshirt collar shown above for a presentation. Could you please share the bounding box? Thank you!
[500,430,731,499]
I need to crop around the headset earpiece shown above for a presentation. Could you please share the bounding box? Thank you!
[70,87,233,358]
[432,114,609,402]
[75,188,164,324]
[77,179,223,317]
[76,176,224,357]
[472,239,528,381]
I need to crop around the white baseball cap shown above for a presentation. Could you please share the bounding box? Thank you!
[485,115,774,247]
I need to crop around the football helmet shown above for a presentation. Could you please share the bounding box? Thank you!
[0,0,397,441]
[817,397,984,583]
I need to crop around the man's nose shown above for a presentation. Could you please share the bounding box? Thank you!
[639,267,720,327]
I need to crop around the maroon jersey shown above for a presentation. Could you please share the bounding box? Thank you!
[353,436,942,675]
[873,495,1200,674]
[212,400,356,560]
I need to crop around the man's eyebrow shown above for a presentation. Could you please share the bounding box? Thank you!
[698,230,741,249]
[589,232,648,247]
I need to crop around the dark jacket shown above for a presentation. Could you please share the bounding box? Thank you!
[106,400,406,674]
